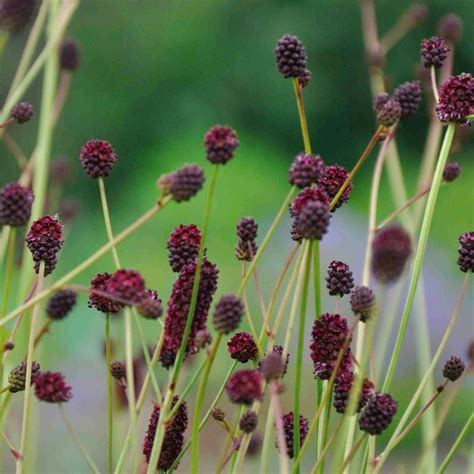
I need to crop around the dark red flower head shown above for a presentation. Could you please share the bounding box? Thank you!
[59,38,80,71]
[235,238,258,262]
[443,356,465,381]
[0,181,34,227]
[79,140,117,179]
[110,361,126,380]
[213,294,244,335]
[204,125,239,165]
[34,371,72,403]
[376,99,401,127]
[290,186,329,218]
[294,199,331,241]
[373,93,390,112]
[443,162,462,182]
[310,313,353,380]
[359,393,398,435]
[326,260,354,297]
[88,272,122,314]
[0,0,36,33]
[169,164,205,202]
[26,215,64,276]
[236,216,258,242]
[333,372,375,414]
[350,286,375,322]
[372,225,412,284]
[288,153,325,188]
[46,290,77,320]
[258,345,290,377]
[226,369,262,405]
[239,410,258,433]
[277,412,309,459]
[143,396,188,471]
[319,164,352,211]
[167,224,202,272]
[227,332,258,363]
[421,36,449,69]
[137,289,163,320]
[160,259,219,368]
[11,102,33,123]
[392,81,422,119]
[275,34,307,79]
[457,231,474,273]
[436,73,474,125]
[105,269,146,306]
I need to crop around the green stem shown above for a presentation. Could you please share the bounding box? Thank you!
[312,241,321,317]
[310,418,344,474]
[1,198,171,328]
[98,178,121,268]
[105,314,113,474]
[16,261,45,474]
[292,78,312,153]
[437,413,473,474]
[339,433,367,473]
[259,397,276,474]
[374,273,469,472]
[329,125,384,210]
[191,333,222,472]
[293,241,313,469]
[382,123,456,393]
[237,186,296,297]
[146,165,219,474]
[59,404,101,474]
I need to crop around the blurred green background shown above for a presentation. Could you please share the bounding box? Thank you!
[1,0,473,472]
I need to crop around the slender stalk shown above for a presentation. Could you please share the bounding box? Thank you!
[431,66,439,102]
[293,242,312,469]
[374,273,469,472]
[3,133,28,168]
[247,242,267,324]
[312,241,321,317]
[272,383,289,474]
[329,125,384,210]
[191,333,222,472]
[339,434,367,473]
[105,314,113,474]
[376,186,430,230]
[1,198,171,327]
[292,78,312,153]
[98,178,120,268]
[437,413,473,474]
[382,123,456,393]
[58,405,101,474]
[237,186,296,297]
[0,429,21,460]
[259,398,275,474]
[1,227,16,360]
[310,418,344,474]
[147,166,220,474]
[16,262,45,473]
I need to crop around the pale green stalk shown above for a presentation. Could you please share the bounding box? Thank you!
[382,123,456,393]
[259,398,276,474]
[191,333,222,472]
[293,242,312,470]
[437,413,473,474]
[374,273,469,472]
[16,261,44,474]
[105,314,113,473]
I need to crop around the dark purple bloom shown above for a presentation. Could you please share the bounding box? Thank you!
[204,125,239,165]
[167,224,202,272]
[436,73,474,125]
[319,164,352,211]
[46,290,77,320]
[79,140,117,179]
[275,34,307,79]
[457,231,474,273]
[0,181,34,227]
[359,393,398,435]
[34,371,72,403]
[276,412,309,459]
[226,369,262,405]
[227,332,258,363]
[213,294,244,335]
[288,153,325,188]
[326,260,354,297]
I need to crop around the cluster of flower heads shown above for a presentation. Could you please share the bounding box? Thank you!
[7,360,72,404]
[235,216,258,261]
[373,81,422,127]
[143,396,188,471]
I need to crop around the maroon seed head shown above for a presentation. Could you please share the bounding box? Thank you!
[457,231,474,273]
[167,224,202,272]
[0,181,34,227]
[436,73,474,125]
[46,290,77,320]
[34,371,72,403]
[359,393,398,435]
[275,34,307,79]
[59,38,80,71]
[326,260,354,297]
[226,369,262,405]
[443,356,465,381]
[11,102,33,123]
[227,332,258,363]
[79,140,117,179]
[204,125,239,165]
